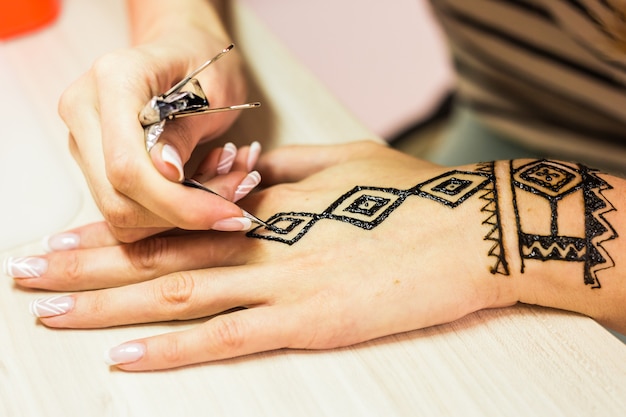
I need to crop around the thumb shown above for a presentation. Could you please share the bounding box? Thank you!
[147,116,210,182]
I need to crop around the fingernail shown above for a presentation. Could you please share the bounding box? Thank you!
[30,295,74,318]
[105,342,146,365]
[42,232,80,252]
[247,141,261,171]
[217,142,237,175]
[234,171,261,202]
[212,217,252,231]
[161,144,184,182]
[3,257,48,278]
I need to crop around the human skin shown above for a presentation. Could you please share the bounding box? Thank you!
[8,142,626,371]
[58,0,250,243]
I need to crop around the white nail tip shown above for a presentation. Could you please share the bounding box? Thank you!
[217,142,237,175]
[41,236,52,253]
[235,171,261,197]
[162,144,184,182]
[3,257,47,278]
[247,141,261,171]
[2,257,10,276]
[238,217,253,231]
[30,295,74,318]
[212,217,252,231]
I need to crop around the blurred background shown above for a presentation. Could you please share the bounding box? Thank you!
[241,0,456,151]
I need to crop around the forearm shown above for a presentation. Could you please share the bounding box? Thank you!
[127,0,229,45]
[494,159,626,333]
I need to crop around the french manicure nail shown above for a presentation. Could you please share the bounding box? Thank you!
[42,232,80,252]
[217,142,237,175]
[161,144,184,182]
[104,342,146,365]
[30,295,74,318]
[212,217,252,231]
[234,171,261,202]
[246,141,261,171]
[3,257,48,278]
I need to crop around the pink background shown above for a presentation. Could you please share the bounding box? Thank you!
[240,0,455,139]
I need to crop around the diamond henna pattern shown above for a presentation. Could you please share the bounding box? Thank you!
[325,186,407,230]
[412,170,492,208]
[247,213,319,245]
[248,159,618,289]
[247,168,498,256]
[513,160,582,199]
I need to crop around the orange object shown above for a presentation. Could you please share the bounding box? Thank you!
[0,0,60,40]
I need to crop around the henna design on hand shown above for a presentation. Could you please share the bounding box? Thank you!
[510,160,617,288]
[246,162,509,275]
[247,159,617,287]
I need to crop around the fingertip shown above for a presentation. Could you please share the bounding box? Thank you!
[211,216,252,232]
[41,232,80,252]
[150,143,184,182]
[233,171,261,202]
[247,141,262,172]
[104,342,146,367]
[217,142,237,175]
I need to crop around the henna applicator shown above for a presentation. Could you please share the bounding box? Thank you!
[138,43,269,228]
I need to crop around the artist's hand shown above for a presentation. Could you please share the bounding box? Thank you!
[58,0,253,243]
[10,142,521,371]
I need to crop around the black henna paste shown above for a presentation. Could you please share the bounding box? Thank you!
[510,160,617,288]
[476,162,509,275]
[247,186,408,245]
[247,164,509,276]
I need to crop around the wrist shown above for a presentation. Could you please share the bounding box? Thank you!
[494,159,625,332]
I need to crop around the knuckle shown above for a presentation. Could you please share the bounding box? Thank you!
[210,316,245,352]
[155,273,195,314]
[99,193,140,231]
[107,227,138,244]
[59,251,84,285]
[126,237,169,273]
[67,134,79,160]
[91,53,123,79]
[86,292,108,325]
[105,151,136,194]
[58,76,90,124]
[160,333,185,366]
[57,87,77,123]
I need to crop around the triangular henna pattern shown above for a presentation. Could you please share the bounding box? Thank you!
[247,163,507,276]
[581,165,618,288]
[476,162,509,276]
[248,159,618,289]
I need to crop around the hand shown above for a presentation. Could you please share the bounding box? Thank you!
[9,142,519,371]
[58,1,251,243]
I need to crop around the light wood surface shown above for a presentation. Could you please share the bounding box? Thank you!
[1,1,625,416]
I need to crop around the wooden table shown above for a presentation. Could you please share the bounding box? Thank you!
[1,1,625,416]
